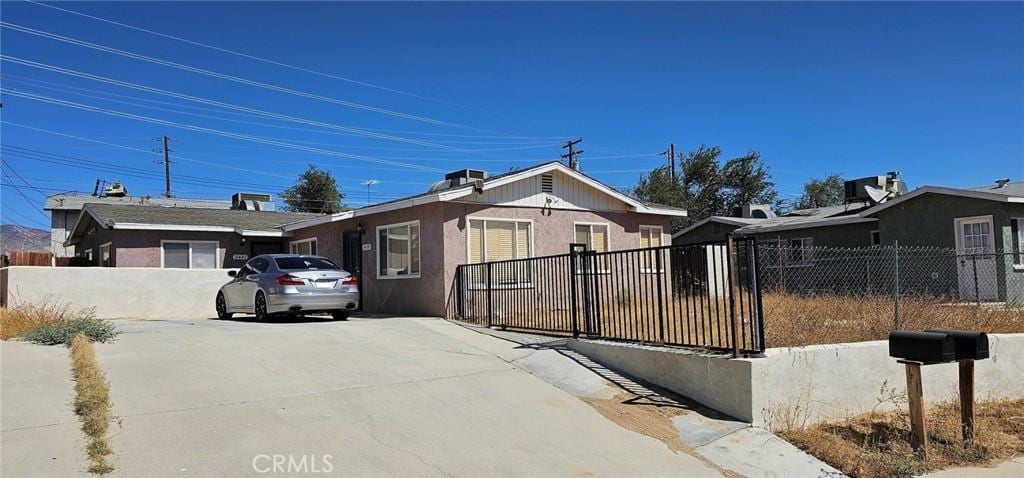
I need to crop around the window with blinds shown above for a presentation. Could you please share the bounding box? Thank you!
[574,223,610,272]
[639,225,663,272]
[467,219,533,285]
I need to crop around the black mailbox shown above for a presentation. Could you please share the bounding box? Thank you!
[925,329,989,360]
[889,331,956,364]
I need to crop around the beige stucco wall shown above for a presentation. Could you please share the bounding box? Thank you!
[1,266,233,319]
[77,228,277,269]
[289,203,672,317]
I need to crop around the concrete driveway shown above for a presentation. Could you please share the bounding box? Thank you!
[4,316,726,477]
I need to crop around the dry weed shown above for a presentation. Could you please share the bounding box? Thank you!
[763,294,1024,348]
[0,301,70,339]
[780,399,1024,478]
[69,334,115,475]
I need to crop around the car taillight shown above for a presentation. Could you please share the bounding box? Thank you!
[341,276,358,285]
[276,274,305,286]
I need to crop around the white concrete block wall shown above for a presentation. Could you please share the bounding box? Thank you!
[2,266,233,319]
[569,334,1024,428]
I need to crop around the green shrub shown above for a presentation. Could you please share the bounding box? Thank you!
[20,317,118,346]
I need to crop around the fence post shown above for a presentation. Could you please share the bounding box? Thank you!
[971,253,980,306]
[485,262,493,328]
[569,244,582,339]
[750,237,766,352]
[581,251,594,336]
[726,236,741,358]
[893,240,901,330]
[456,266,464,320]
[655,248,666,344]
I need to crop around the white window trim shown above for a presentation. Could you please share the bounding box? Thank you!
[99,242,112,267]
[574,222,611,273]
[1011,217,1024,270]
[953,215,995,255]
[289,237,318,255]
[160,240,220,269]
[639,225,665,274]
[465,217,535,288]
[376,220,421,280]
[465,216,535,264]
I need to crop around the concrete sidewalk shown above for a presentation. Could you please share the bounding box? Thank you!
[1,340,88,477]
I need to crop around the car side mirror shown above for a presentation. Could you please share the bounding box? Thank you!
[227,270,237,277]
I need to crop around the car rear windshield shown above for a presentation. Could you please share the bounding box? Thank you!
[274,257,340,271]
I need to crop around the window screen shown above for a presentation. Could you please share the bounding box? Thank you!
[163,243,189,268]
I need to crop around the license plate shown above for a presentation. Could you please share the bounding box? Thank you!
[314,280,336,289]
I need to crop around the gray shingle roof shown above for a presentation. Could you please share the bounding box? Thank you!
[969,181,1024,198]
[44,194,231,211]
[81,204,318,232]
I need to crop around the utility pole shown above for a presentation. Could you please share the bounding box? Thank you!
[561,138,583,171]
[153,135,173,197]
[661,143,676,180]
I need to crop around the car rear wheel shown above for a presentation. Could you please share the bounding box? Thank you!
[331,310,349,321]
[216,292,233,320]
[254,291,269,321]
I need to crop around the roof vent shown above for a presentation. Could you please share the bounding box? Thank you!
[995,178,1011,189]
[541,174,554,193]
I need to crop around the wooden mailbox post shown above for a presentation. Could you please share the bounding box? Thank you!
[888,330,989,456]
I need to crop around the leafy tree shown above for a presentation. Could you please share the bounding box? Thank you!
[281,164,345,214]
[793,173,845,210]
[633,145,780,231]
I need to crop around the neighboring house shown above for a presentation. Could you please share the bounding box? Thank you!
[66,204,316,268]
[45,193,232,257]
[281,162,687,316]
[672,179,1024,303]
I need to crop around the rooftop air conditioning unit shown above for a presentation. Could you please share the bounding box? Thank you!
[231,192,275,211]
[104,180,128,197]
[843,176,886,204]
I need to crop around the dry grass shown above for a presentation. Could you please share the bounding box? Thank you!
[0,302,69,340]
[763,294,1024,348]
[69,334,115,475]
[780,399,1024,478]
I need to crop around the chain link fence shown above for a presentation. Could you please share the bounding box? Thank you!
[757,244,1024,337]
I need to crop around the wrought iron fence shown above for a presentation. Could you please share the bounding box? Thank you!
[757,244,1024,326]
[447,238,765,355]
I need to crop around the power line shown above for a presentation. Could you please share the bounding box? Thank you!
[0,55,469,152]
[1,88,448,172]
[1,21,500,133]
[23,0,535,123]
[2,73,567,142]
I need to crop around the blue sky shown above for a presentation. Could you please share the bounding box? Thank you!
[2,1,1022,229]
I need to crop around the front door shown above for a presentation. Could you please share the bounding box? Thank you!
[954,216,998,302]
[251,242,281,257]
[343,231,363,309]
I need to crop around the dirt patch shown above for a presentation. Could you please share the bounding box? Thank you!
[581,391,743,478]
[780,399,1024,478]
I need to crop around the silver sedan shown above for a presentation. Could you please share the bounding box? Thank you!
[216,254,360,321]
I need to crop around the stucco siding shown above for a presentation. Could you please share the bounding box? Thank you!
[748,221,877,248]
[876,193,1024,249]
[290,203,448,316]
[77,229,255,269]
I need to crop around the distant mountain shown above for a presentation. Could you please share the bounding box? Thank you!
[0,225,51,255]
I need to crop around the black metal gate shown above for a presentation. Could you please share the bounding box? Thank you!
[447,237,764,355]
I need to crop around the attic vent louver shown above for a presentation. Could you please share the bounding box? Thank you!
[541,174,554,193]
